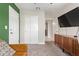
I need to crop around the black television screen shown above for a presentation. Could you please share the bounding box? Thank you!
[58,7,79,27]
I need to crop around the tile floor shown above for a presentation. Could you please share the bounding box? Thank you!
[28,41,69,56]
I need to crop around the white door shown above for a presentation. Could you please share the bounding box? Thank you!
[9,6,19,44]
[30,16,38,44]
[24,16,38,44]
[24,16,31,43]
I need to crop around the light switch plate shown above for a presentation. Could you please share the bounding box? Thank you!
[5,25,7,30]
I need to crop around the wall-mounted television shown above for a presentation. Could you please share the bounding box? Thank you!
[58,7,79,27]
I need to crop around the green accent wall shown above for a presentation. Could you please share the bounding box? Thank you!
[0,3,20,42]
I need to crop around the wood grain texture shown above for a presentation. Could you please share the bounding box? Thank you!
[55,34,79,56]
[9,44,28,56]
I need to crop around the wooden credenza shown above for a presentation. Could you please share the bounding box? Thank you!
[55,34,63,48]
[55,34,79,56]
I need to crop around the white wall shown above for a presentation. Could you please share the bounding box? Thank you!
[20,10,45,44]
[47,20,53,38]
[59,3,79,16]
[45,20,53,41]
[59,27,78,37]
[38,11,45,44]
[45,18,59,41]
[52,18,59,41]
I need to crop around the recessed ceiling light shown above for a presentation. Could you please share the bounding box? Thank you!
[50,3,53,5]
[36,7,40,10]
[34,3,37,5]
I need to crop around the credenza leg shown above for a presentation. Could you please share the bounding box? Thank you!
[62,49,64,52]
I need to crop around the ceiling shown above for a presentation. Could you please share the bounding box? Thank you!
[15,3,71,18]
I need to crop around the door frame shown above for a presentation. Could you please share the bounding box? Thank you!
[9,5,20,44]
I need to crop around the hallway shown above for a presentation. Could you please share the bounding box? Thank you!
[28,42,69,56]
